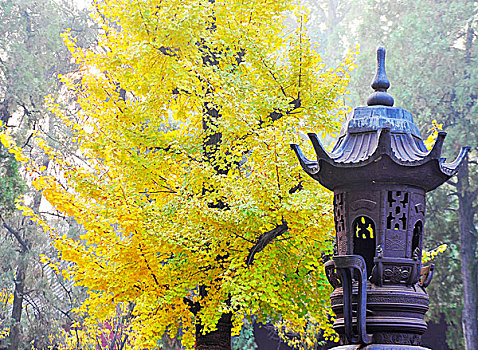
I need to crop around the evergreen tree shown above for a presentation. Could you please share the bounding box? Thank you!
[0,1,95,349]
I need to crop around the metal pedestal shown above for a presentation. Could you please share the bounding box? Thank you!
[330,345,430,350]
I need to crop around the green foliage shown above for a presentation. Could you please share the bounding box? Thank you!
[0,1,96,349]
[232,320,258,350]
[0,145,25,216]
[424,185,465,349]
[0,0,94,130]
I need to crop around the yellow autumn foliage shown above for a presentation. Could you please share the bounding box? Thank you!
[422,244,448,264]
[1,1,356,348]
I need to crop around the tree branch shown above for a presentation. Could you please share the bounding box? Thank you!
[183,296,200,315]
[158,46,179,57]
[246,220,288,266]
[469,191,478,203]
[446,179,458,187]
[2,219,30,252]
[289,181,303,194]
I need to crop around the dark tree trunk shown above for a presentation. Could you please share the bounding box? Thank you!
[456,157,478,350]
[3,179,40,350]
[194,12,233,344]
[195,312,232,350]
[8,260,26,350]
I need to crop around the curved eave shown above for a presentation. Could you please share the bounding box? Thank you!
[290,143,320,178]
[301,130,457,167]
[439,146,470,176]
[291,130,470,189]
[301,156,458,192]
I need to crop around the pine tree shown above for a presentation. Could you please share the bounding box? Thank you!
[0,1,95,348]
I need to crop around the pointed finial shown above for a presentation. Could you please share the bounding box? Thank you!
[367,47,394,106]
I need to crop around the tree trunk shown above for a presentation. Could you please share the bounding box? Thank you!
[3,165,43,350]
[8,259,27,350]
[195,312,232,350]
[456,157,478,350]
[195,13,233,345]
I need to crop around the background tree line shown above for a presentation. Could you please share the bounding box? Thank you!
[0,0,96,349]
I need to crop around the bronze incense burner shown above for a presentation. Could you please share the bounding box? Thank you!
[292,47,469,349]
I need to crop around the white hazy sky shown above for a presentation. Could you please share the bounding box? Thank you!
[74,0,91,10]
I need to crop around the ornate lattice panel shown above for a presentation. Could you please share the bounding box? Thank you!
[386,191,409,230]
[408,191,426,258]
[334,193,347,254]
[384,190,410,257]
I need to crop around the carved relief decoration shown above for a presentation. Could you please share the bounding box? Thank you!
[383,266,412,284]
[350,198,377,211]
[337,237,347,255]
[409,191,426,258]
[385,231,406,251]
[373,332,422,346]
[330,294,429,308]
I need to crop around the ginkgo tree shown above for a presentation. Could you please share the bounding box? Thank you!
[1,0,356,349]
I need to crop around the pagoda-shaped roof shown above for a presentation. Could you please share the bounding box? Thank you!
[291,47,469,192]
